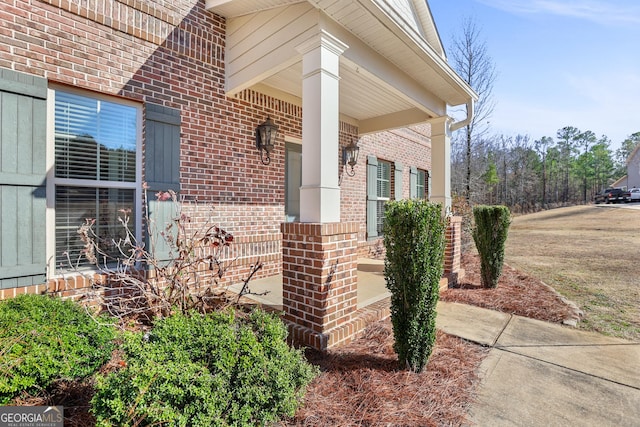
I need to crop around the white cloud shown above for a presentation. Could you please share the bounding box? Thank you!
[476,0,640,26]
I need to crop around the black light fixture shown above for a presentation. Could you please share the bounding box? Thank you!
[342,137,360,176]
[255,116,278,165]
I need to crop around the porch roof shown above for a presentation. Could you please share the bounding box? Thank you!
[206,0,477,134]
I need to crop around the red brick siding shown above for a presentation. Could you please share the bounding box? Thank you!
[342,125,433,257]
[0,0,449,299]
[1,0,298,284]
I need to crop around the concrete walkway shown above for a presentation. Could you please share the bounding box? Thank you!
[234,267,640,425]
[438,302,640,426]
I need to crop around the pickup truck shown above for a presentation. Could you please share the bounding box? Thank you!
[594,188,631,204]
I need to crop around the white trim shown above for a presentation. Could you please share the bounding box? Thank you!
[284,135,302,145]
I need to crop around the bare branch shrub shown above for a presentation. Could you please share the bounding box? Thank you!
[71,187,265,323]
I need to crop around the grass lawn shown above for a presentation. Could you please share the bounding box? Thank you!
[505,205,640,341]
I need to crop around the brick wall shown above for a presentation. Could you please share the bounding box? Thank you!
[0,0,442,300]
[281,222,360,350]
[343,124,433,257]
[1,0,294,287]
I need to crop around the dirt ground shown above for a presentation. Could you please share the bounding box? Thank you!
[504,205,640,341]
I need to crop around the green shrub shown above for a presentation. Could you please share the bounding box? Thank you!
[0,294,115,404]
[383,200,447,372]
[91,309,318,426]
[472,205,511,288]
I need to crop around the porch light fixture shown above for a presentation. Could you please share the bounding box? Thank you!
[342,138,360,177]
[255,116,278,165]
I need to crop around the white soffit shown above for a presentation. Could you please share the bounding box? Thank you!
[207,0,476,115]
[205,0,304,17]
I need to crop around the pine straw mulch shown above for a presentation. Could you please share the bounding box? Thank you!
[282,252,579,426]
[14,252,578,427]
[283,327,487,426]
[441,252,579,324]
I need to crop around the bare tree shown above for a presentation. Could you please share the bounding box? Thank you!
[449,16,497,201]
[535,136,554,206]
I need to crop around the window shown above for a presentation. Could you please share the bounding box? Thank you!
[410,167,429,199]
[285,141,302,222]
[416,169,428,199]
[376,160,391,235]
[50,89,141,269]
[367,156,402,239]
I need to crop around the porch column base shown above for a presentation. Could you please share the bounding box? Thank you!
[444,216,465,287]
[281,222,359,350]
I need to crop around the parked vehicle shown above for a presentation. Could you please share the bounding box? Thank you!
[629,188,640,202]
[594,188,631,204]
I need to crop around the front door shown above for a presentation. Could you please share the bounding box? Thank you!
[285,142,302,222]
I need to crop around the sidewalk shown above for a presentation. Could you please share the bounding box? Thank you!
[438,302,640,426]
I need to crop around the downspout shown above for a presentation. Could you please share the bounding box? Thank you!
[449,99,474,132]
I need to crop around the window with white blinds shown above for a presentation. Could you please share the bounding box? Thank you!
[55,91,136,182]
[53,90,139,268]
[417,169,427,199]
[376,160,392,235]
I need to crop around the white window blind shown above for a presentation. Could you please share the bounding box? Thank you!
[55,91,136,182]
[53,90,139,268]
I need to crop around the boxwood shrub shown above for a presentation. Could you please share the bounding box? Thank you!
[91,308,318,426]
[383,199,446,372]
[472,205,511,288]
[0,294,115,404]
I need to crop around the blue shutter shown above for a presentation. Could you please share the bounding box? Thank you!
[366,155,378,240]
[410,166,418,199]
[394,162,403,200]
[144,103,181,262]
[0,69,47,288]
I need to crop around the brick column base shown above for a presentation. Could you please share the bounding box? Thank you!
[281,222,359,350]
[444,216,465,287]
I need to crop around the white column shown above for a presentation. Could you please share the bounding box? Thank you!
[430,116,452,213]
[296,30,348,223]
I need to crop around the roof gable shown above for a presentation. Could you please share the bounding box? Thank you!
[627,143,640,166]
[374,0,445,58]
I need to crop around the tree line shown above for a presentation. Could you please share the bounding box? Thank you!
[450,129,640,212]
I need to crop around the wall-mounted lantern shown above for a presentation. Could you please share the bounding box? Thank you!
[255,117,278,165]
[342,138,360,177]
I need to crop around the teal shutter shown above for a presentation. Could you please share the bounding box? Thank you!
[394,162,403,200]
[366,155,378,240]
[0,69,47,288]
[410,166,418,199]
[144,103,181,262]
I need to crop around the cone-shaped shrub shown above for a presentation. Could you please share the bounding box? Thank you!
[383,200,446,372]
[472,205,511,289]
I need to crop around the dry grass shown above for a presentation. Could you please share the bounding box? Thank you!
[504,205,640,340]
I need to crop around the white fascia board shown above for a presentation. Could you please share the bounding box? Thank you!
[358,108,431,135]
[205,0,233,9]
[365,0,477,104]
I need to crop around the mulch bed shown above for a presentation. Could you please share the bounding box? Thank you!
[283,252,578,426]
[441,252,578,324]
[283,326,488,426]
[14,252,577,426]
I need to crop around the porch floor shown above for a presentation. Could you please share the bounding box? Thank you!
[229,258,390,311]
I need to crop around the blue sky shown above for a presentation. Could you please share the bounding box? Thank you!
[429,0,640,150]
